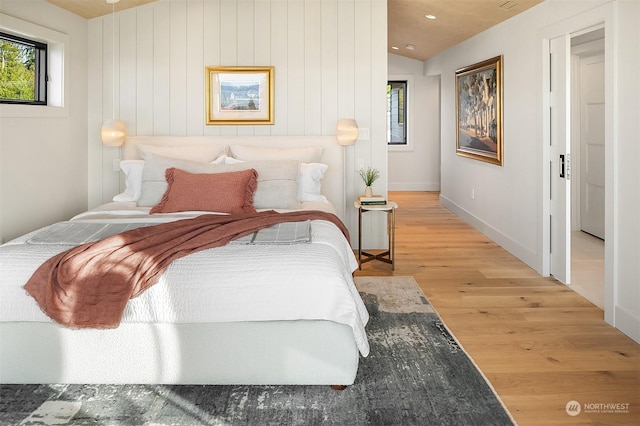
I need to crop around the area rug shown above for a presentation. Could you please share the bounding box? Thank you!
[0,276,514,426]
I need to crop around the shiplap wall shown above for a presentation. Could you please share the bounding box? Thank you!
[88,0,388,247]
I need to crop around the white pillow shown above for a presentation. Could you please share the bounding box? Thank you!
[226,157,328,203]
[298,163,329,203]
[113,157,228,203]
[211,155,228,164]
[229,144,323,163]
[138,153,300,210]
[112,160,145,202]
[137,144,227,163]
[224,156,245,164]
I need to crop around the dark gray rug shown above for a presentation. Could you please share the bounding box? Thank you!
[0,276,514,426]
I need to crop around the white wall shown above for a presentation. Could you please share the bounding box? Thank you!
[610,0,640,342]
[88,0,388,248]
[387,53,440,191]
[0,1,88,242]
[425,0,639,342]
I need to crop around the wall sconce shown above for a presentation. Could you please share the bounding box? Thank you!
[101,0,126,147]
[336,118,359,146]
[101,118,127,147]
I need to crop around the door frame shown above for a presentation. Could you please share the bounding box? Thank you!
[539,4,615,323]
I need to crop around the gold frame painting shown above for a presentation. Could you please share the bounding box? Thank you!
[205,66,274,125]
[455,56,503,165]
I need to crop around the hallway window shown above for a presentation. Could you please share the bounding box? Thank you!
[0,31,47,105]
[387,80,407,145]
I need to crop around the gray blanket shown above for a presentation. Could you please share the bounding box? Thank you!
[27,220,311,246]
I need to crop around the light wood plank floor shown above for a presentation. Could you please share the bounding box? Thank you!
[354,191,639,426]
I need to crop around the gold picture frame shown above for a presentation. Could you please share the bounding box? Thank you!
[455,56,503,165]
[205,66,274,125]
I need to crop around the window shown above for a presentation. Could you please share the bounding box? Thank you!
[0,31,47,105]
[1,13,67,117]
[387,80,407,145]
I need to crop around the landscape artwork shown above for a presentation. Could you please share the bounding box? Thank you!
[220,80,261,111]
[455,56,503,165]
[206,66,274,125]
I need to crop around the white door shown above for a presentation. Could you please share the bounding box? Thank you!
[549,35,572,284]
[579,54,605,239]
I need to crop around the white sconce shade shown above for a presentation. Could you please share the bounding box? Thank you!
[101,119,127,147]
[336,118,359,146]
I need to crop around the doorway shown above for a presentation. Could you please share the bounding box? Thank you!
[569,28,605,308]
[547,26,607,308]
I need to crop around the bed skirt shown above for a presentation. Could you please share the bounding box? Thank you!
[0,320,359,385]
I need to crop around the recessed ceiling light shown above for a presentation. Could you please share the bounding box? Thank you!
[425,14,436,20]
[406,44,415,51]
[391,46,399,50]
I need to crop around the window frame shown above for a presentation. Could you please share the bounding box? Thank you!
[387,74,413,152]
[0,13,68,118]
[0,31,48,105]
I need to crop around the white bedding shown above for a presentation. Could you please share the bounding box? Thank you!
[0,203,370,356]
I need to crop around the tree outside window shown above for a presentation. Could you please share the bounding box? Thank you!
[0,32,47,105]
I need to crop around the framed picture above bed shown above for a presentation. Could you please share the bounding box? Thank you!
[455,56,503,166]
[205,66,274,125]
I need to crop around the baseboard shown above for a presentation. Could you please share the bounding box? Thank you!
[388,182,440,191]
[439,194,541,274]
[614,304,640,344]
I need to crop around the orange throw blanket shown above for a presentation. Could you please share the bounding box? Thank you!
[24,210,349,329]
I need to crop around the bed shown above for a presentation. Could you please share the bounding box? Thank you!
[0,136,369,386]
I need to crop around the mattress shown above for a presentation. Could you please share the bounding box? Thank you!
[0,203,370,356]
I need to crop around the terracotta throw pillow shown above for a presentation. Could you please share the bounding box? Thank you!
[150,168,258,214]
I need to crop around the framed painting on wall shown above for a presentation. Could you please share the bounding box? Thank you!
[455,56,503,165]
[205,66,274,125]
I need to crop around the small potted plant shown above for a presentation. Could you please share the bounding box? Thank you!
[359,166,380,197]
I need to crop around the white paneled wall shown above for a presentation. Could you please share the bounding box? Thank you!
[88,0,388,248]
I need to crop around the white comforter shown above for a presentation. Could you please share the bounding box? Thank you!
[0,203,370,356]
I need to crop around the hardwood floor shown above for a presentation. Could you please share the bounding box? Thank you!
[354,191,639,425]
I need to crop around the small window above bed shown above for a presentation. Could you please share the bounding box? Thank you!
[0,13,68,117]
[0,31,47,105]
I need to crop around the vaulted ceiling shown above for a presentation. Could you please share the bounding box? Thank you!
[45,0,543,62]
[388,0,543,61]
